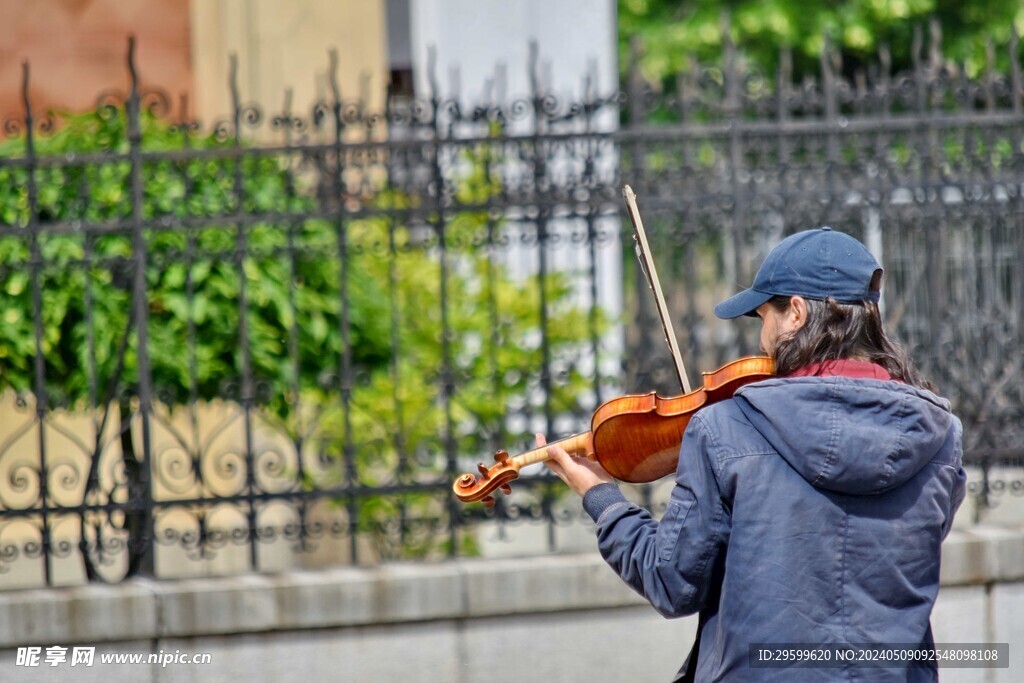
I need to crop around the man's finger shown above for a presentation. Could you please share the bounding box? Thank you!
[536,433,572,481]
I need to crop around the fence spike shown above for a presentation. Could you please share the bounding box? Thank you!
[127,35,138,96]
[1011,27,1022,114]
[723,12,738,113]
[777,47,791,122]
[328,48,341,104]
[20,61,31,126]
[929,18,943,71]
[427,45,439,102]
[986,38,997,112]
[912,25,926,111]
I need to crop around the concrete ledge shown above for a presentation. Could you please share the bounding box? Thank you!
[0,524,1020,649]
[940,524,1024,585]
[461,553,643,616]
[0,580,157,648]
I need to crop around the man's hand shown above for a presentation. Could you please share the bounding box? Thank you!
[537,433,615,497]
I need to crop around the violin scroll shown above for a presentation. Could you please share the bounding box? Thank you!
[453,433,594,506]
[452,450,519,507]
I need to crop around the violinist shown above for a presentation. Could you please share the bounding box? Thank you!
[538,227,966,682]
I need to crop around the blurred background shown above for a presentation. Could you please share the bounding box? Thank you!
[0,1,1022,681]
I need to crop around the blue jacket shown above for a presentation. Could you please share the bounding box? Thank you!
[582,375,966,681]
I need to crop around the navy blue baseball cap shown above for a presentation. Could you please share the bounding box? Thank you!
[714,227,882,319]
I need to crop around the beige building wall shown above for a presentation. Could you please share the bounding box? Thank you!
[188,0,389,131]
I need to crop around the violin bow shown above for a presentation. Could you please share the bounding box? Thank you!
[622,185,692,394]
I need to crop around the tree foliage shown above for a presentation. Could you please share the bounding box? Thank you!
[0,110,389,410]
[619,0,1024,85]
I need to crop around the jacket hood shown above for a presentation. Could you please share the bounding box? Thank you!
[732,377,956,495]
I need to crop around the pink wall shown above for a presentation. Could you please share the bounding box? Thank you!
[0,0,192,118]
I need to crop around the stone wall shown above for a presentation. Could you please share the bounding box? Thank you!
[0,525,1021,683]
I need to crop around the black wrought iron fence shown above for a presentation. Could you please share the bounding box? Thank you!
[0,32,1021,587]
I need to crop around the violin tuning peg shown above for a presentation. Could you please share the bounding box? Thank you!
[482,496,495,509]
[477,463,490,477]
[494,449,509,463]
[500,484,512,495]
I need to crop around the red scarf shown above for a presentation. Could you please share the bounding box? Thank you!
[787,359,898,382]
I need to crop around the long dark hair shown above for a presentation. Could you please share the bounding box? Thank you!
[767,295,932,390]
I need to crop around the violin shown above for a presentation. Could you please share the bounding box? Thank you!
[453,356,773,505]
[452,186,775,506]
